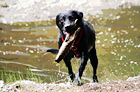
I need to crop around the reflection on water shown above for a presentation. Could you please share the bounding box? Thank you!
[0,5,140,83]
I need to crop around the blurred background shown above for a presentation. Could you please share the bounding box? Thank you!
[0,0,140,83]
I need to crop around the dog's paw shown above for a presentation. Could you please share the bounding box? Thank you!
[93,75,98,83]
[73,76,83,86]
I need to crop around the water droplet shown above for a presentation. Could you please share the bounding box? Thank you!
[111,35,114,38]
[131,25,134,28]
[134,62,137,65]
[26,48,29,51]
[116,15,120,19]
[104,39,107,41]
[26,24,28,26]
[108,28,111,31]
[3,52,6,55]
[29,50,34,53]
[105,31,109,35]
[102,44,105,47]
[120,56,123,60]
[109,14,113,16]
[118,63,120,65]
[10,37,12,40]
[98,32,103,35]
[96,40,100,43]
[19,40,23,43]
[133,28,137,31]
[113,37,117,40]
[130,61,134,64]
[125,39,129,43]
[43,29,46,31]
[96,15,99,18]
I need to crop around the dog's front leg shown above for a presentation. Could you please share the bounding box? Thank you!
[63,55,75,82]
[74,52,88,85]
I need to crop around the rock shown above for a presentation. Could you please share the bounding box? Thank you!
[0,80,4,91]
[127,75,140,81]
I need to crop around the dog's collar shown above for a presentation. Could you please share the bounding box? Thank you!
[61,28,83,58]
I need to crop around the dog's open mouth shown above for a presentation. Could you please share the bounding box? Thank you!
[55,27,80,63]
[63,19,78,35]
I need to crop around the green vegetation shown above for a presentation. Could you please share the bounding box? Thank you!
[0,67,42,84]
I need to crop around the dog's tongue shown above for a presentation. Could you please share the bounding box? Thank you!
[64,31,68,35]
[55,27,80,63]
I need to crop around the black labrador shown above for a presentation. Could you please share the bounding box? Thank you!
[47,10,98,85]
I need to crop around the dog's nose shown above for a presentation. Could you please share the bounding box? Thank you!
[65,25,71,30]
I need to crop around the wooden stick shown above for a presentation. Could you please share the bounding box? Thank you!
[55,27,81,63]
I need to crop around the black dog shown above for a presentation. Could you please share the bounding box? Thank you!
[47,10,98,85]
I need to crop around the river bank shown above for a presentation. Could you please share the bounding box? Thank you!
[0,75,140,92]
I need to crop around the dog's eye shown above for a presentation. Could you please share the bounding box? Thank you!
[60,19,64,23]
[69,16,75,21]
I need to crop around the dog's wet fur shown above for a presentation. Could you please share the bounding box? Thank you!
[47,10,98,85]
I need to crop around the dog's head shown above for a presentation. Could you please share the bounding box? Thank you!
[56,10,83,35]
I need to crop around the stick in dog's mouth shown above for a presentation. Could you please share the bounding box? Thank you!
[65,19,78,42]
[55,26,80,63]
[74,19,78,26]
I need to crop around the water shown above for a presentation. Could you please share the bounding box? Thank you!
[0,5,140,83]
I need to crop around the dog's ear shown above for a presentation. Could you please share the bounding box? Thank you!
[56,14,60,27]
[77,11,83,20]
[74,11,83,20]
[56,13,65,37]
[56,13,63,29]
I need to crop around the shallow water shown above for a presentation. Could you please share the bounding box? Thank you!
[0,5,140,83]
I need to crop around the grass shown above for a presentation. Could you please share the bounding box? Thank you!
[0,67,43,84]
[0,68,68,84]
